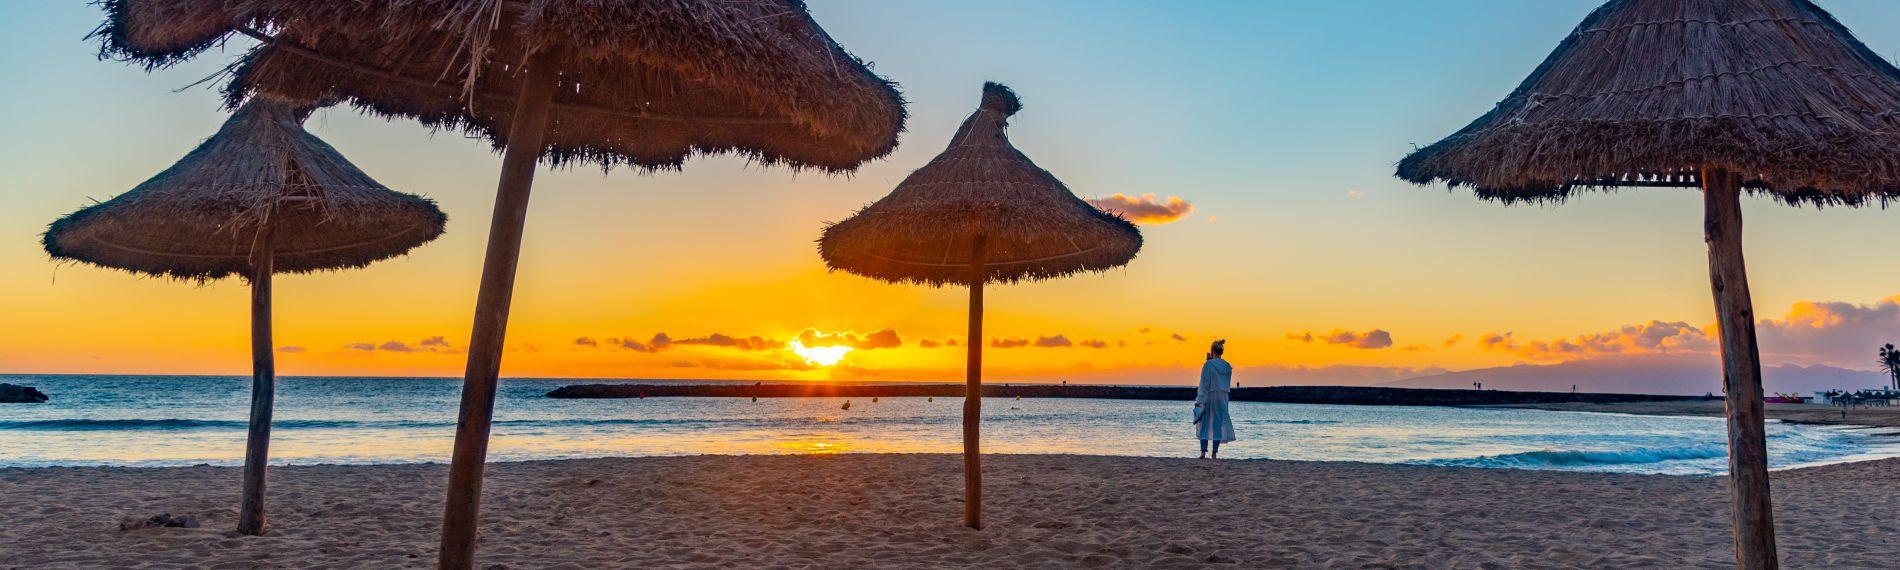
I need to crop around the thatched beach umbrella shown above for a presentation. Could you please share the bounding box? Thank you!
[91,2,903,566]
[820,83,1142,529]
[43,95,446,536]
[1396,1,1900,566]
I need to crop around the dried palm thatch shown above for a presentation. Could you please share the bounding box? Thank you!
[92,0,906,172]
[1394,2,1900,567]
[43,95,446,280]
[820,83,1142,287]
[93,2,904,564]
[818,83,1140,531]
[1396,0,1900,206]
[42,94,443,538]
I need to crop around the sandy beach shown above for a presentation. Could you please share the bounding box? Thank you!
[3,454,1896,568]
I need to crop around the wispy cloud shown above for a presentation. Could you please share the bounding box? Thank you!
[668,356,816,372]
[797,328,902,350]
[606,333,670,353]
[676,333,784,351]
[1085,193,1196,224]
[1288,329,1394,349]
[1034,335,1073,348]
[1478,321,1712,362]
[276,346,305,353]
[1474,294,1900,367]
[378,341,419,353]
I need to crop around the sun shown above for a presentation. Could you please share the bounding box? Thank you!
[787,341,853,366]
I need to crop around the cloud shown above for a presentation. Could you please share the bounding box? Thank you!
[795,328,903,350]
[1034,335,1073,348]
[1288,329,1394,349]
[1347,189,1366,198]
[918,339,941,349]
[1756,295,1900,366]
[1084,193,1196,224]
[988,335,1114,349]
[1462,294,1900,367]
[1478,321,1713,362]
[1235,363,1450,387]
[607,333,670,353]
[276,346,305,353]
[339,336,463,354]
[668,356,816,372]
[1443,334,1465,347]
[1170,333,1187,342]
[573,337,599,347]
[857,328,902,349]
[793,328,903,351]
[677,333,784,351]
[378,341,419,353]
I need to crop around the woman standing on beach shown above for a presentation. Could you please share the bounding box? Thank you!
[1195,340,1236,458]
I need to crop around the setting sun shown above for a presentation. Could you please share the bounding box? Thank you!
[787,341,853,367]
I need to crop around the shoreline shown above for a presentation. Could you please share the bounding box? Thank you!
[548,382,1711,407]
[3,454,1896,567]
[1488,400,1900,429]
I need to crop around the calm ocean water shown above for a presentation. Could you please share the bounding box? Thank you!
[2,375,1894,475]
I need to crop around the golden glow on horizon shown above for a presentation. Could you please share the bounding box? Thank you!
[788,341,853,367]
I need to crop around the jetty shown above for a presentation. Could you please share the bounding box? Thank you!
[546,383,1710,407]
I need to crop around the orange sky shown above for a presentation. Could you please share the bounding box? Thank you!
[2,1,1897,385]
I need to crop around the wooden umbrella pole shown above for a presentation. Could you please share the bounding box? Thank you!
[237,225,276,537]
[438,52,560,570]
[1702,167,1778,570]
[963,235,987,530]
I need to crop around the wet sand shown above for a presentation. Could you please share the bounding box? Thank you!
[3,454,1897,568]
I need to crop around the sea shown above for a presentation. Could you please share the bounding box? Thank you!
[3,375,1896,475]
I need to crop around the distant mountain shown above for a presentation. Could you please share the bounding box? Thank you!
[1388,354,1887,396]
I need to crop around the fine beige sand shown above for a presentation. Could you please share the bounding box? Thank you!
[3,455,1897,568]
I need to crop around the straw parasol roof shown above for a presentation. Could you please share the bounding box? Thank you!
[1396,0,1900,206]
[43,95,446,281]
[819,83,1141,287]
[92,0,906,172]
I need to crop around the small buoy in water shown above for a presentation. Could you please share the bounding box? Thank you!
[637,393,645,400]
[751,396,757,402]
[928,397,934,402]
[842,401,852,410]
[1015,395,1021,401]
[872,397,879,403]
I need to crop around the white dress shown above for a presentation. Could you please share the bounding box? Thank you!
[1195,358,1236,442]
